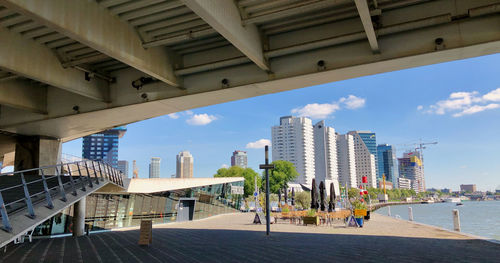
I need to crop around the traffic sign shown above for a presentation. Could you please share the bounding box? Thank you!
[254,192,258,197]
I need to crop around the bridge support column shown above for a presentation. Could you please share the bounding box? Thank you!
[14,136,61,173]
[73,198,86,237]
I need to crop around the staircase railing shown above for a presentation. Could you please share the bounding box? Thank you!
[0,160,123,233]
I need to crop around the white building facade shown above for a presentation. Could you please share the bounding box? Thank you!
[272,116,315,186]
[336,134,357,188]
[348,131,377,188]
[176,151,193,178]
[313,121,340,195]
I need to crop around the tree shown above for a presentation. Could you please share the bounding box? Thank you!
[214,166,261,197]
[348,188,360,199]
[261,160,299,194]
[294,191,311,210]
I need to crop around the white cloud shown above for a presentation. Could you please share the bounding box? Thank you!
[221,164,229,169]
[291,103,340,119]
[483,88,500,102]
[290,94,366,119]
[417,105,423,110]
[186,114,217,125]
[452,103,500,117]
[167,113,180,119]
[246,139,271,149]
[422,88,500,117]
[185,110,194,115]
[339,95,366,109]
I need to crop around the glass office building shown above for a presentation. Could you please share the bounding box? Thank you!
[82,127,127,168]
[356,131,378,177]
[377,144,398,188]
[32,180,244,236]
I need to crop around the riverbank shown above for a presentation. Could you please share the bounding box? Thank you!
[375,201,500,241]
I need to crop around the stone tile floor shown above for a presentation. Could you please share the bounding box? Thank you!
[1,213,499,262]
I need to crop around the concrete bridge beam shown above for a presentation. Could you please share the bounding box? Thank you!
[14,136,61,172]
[0,26,108,102]
[0,0,180,87]
[182,0,270,71]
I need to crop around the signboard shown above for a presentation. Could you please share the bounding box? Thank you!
[354,209,367,217]
[253,192,258,197]
[138,220,152,246]
[253,212,266,224]
[231,185,244,195]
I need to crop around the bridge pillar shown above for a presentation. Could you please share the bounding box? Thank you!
[73,198,86,237]
[14,136,61,173]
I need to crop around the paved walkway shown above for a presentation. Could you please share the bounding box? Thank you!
[1,213,499,263]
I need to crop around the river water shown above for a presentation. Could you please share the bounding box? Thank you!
[374,201,500,241]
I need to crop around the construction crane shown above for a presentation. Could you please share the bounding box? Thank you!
[416,140,438,161]
[133,160,139,179]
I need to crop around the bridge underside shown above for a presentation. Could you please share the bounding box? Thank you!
[0,0,499,152]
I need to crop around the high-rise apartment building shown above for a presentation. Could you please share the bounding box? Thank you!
[398,151,425,192]
[231,150,248,168]
[149,157,161,178]
[336,134,357,188]
[313,121,339,193]
[82,127,127,168]
[176,151,193,178]
[348,131,377,188]
[377,144,398,188]
[117,160,129,178]
[355,131,378,177]
[272,116,315,186]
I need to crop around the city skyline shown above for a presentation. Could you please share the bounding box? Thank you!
[62,54,500,191]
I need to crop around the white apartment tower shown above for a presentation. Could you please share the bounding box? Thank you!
[272,116,315,186]
[336,134,357,188]
[176,151,193,178]
[348,131,377,188]
[313,121,339,195]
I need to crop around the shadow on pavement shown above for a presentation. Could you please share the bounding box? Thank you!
[1,227,499,263]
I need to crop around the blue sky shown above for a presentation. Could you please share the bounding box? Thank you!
[63,53,500,192]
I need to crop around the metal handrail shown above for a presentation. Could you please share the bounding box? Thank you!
[0,159,124,233]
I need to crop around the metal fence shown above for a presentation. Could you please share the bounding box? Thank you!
[0,160,123,233]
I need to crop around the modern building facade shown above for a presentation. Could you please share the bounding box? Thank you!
[31,177,244,236]
[82,127,127,168]
[398,177,412,189]
[348,131,377,188]
[355,131,378,177]
[336,134,357,188]
[313,121,339,194]
[231,150,248,168]
[176,151,193,178]
[149,157,161,178]
[272,116,315,186]
[117,160,129,178]
[377,144,398,188]
[398,151,425,192]
[460,184,477,192]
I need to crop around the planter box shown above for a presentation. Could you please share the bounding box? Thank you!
[303,216,319,226]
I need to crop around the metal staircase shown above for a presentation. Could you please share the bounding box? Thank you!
[0,160,124,248]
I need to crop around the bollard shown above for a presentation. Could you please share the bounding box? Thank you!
[452,209,461,232]
[387,206,391,217]
[408,207,413,221]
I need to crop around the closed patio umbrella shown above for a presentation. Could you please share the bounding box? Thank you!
[329,182,336,212]
[291,188,295,206]
[311,179,317,209]
[284,186,288,205]
[319,181,326,211]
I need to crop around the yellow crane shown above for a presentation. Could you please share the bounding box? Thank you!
[133,160,138,179]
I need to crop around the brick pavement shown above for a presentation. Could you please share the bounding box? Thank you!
[1,213,499,263]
